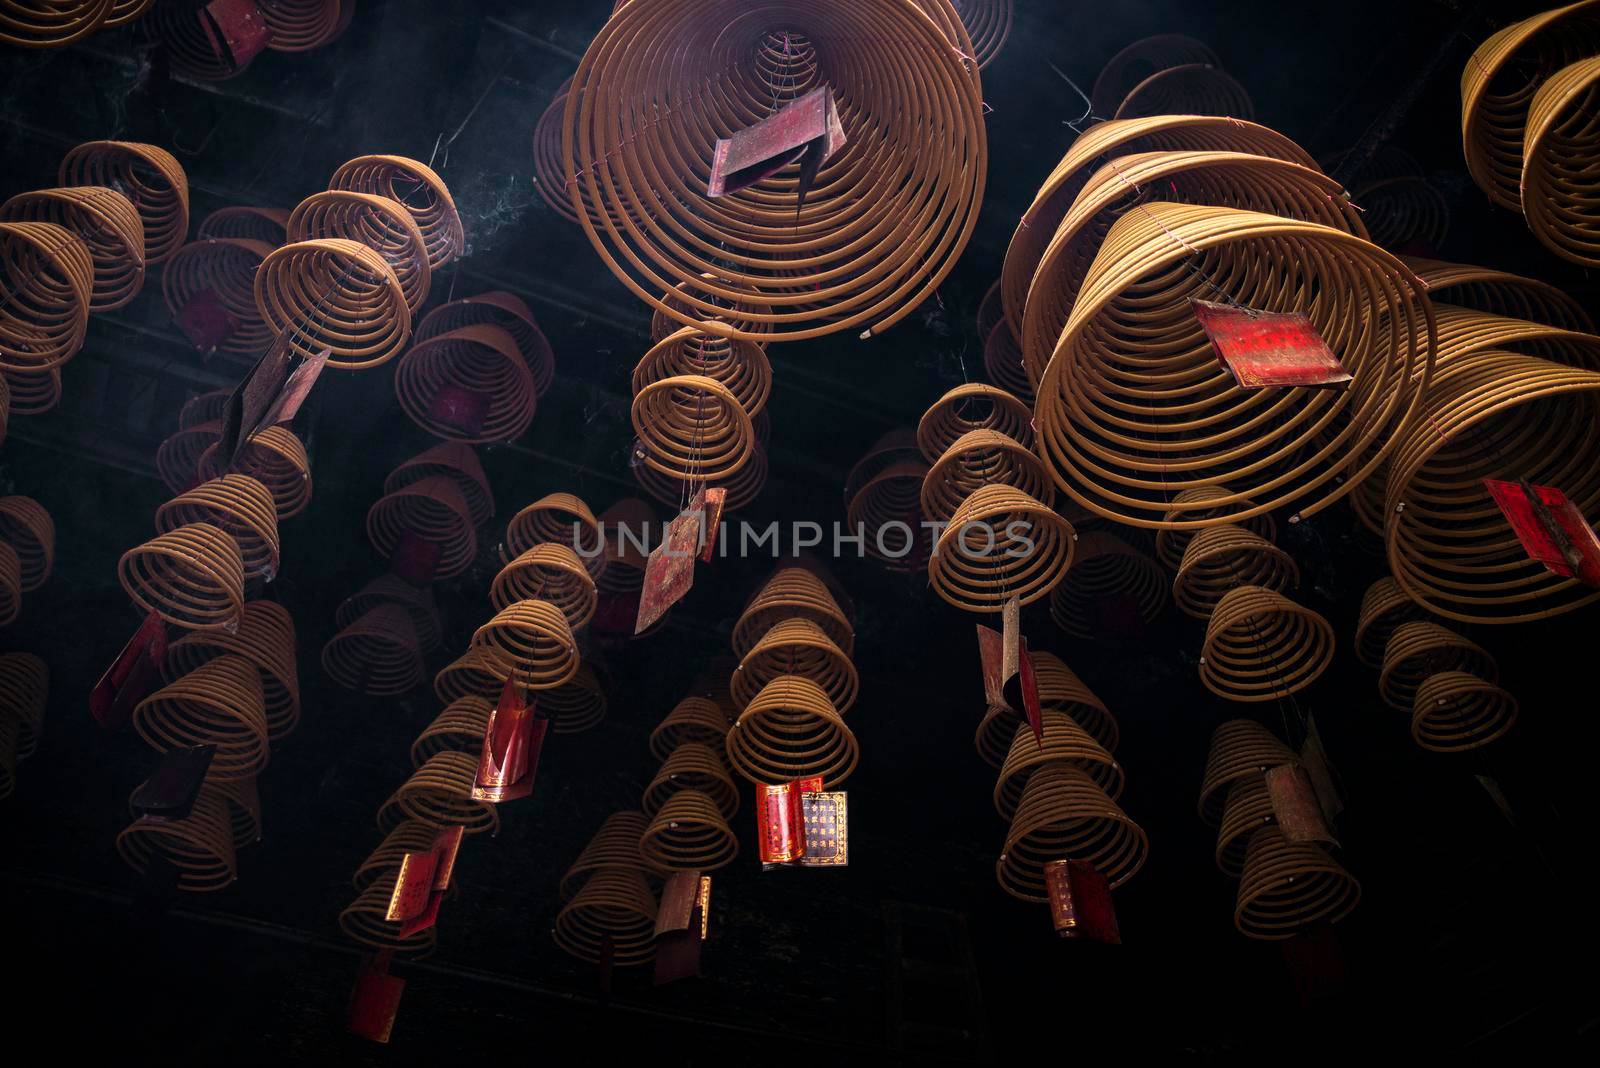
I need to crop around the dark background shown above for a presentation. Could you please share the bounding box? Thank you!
[3,0,1598,1062]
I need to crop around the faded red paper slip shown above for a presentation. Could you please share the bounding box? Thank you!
[757,775,823,866]
[707,86,847,210]
[1044,859,1120,943]
[471,678,548,802]
[1192,300,1352,390]
[1265,763,1339,847]
[635,505,700,634]
[91,611,167,729]
[1484,478,1600,586]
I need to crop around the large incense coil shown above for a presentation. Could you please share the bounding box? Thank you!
[1460,0,1600,211]
[1200,585,1335,703]
[1400,255,1593,332]
[0,651,48,758]
[258,0,342,52]
[639,789,740,872]
[1384,349,1600,623]
[116,790,237,893]
[161,237,276,357]
[0,221,92,372]
[846,459,932,572]
[416,291,555,398]
[921,429,1052,524]
[470,599,579,691]
[955,0,1010,68]
[643,742,739,819]
[977,279,1004,341]
[2,365,61,416]
[1198,719,1297,825]
[649,696,730,762]
[321,604,426,696]
[561,811,663,900]
[1378,621,1497,712]
[166,600,300,739]
[730,617,858,716]
[353,820,448,892]
[328,155,463,269]
[504,493,606,579]
[196,425,312,519]
[748,28,822,103]
[1033,652,1118,751]
[1034,203,1434,528]
[1332,147,1448,252]
[844,428,921,506]
[1173,524,1299,620]
[1114,63,1253,122]
[210,775,261,849]
[1522,55,1600,266]
[634,439,769,513]
[378,750,499,835]
[1234,826,1360,940]
[553,867,658,966]
[132,655,269,781]
[118,522,244,632]
[394,324,535,444]
[993,709,1123,820]
[540,663,608,734]
[1353,577,1425,670]
[0,186,144,311]
[930,484,1075,613]
[983,320,1034,403]
[365,475,478,581]
[0,544,20,624]
[199,206,289,246]
[490,543,597,631]
[432,645,509,705]
[339,873,437,957]
[1214,775,1274,878]
[104,0,150,26]
[1154,486,1276,572]
[1090,34,1223,117]
[0,0,112,47]
[254,238,410,370]
[731,567,853,658]
[650,277,776,347]
[59,140,188,264]
[725,674,858,788]
[1047,531,1166,639]
[917,383,1033,462]
[411,696,492,768]
[996,765,1148,902]
[154,474,280,581]
[157,419,220,494]
[634,328,772,419]
[386,442,493,529]
[1412,670,1519,752]
[179,389,230,429]
[562,0,986,343]
[0,495,54,591]
[287,190,431,313]
[532,85,583,225]
[630,374,755,483]
[1426,302,1600,371]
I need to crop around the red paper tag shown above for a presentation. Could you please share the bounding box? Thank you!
[391,532,441,586]
[130,745,216,821]
[347,953,404,1044]
[91,612,168,729]
[654,870,705,937]
[175,289,239,353]
[635,507,700,634]
[1044,859,1120,943]
[654,877,709,986]
[757,776,823,867]
[1192,300,1352,390]
[470,678,548,803]
[386,825,464,937]
[1483,478,1600,586]
[200,0,272,71]
[698,487,727,563]
[261,349,330,427]
[707,86,847,213]
[976,603,1042,745]
[1265,764,1339,848]
[427,385,491,436]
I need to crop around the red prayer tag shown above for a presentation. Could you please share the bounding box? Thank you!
[130,745,216,821]
[1044,859,1120,944]
[347,953,404,1044]
[698,487,727,563]
[261,349,330,427]
[427,385,491,436]
[1192,300,1352,390]
[387,826,464,937]
[1483,478,1600,586]
[707,87,847,213]
[1265,763,1339,848]
[175,288,239,353]
[471,678,548,803]
[635,507,700,634]
[91,611,168,729]
[757,776,823,867]
[200,0,272,71]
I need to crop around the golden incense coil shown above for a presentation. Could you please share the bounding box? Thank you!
[1522,55,1600,266]
[321,603,425,696]
[1377,621,1497,712]
[921,428,1053,524]
[539,662,608,734]
[353,819,446,891]
[731,566,853,658]
[725,674,858,787]
[846,459,932,572]
[490,543,597,631]
[1198,718,1296,826]
[254,237,410,370]
[553,866,657,965]
[642,742,739,820]
[0,186,144,311]
[196,425,312,519]
[630,373,755,482]
[210,774,261,849]
[650,275,776,346]
[844,427,921,505]
[470,598,580,690]
[161,237,276,357]
[0,221,92,372]
[503,492,606,578]
[133,654,269,781]
[634,327,771,419]
[1214,775,1273,877]
[59,140,188,264]
[1112,63,1254,122]
[116,788,237,893]
[166,599,300,740]
[634,437,768,513]
[365,474,478,581]
[1090,33,1224,117]
[199,206,289,246]
[916,383,1033,462]
[2,365,61,416]
[649,696,730,763]
[975,651,1119,766]
[982,319,1034,404]
[394,323,535,443]
[731,617,858,715]
[411,696,492,768]
[0,0,113,48]
[1154,485,1277,575]
[1353,576,1424,670]
[0,651,48,758]
[0,494,55,591]
[956,0,1011,69]
[155,474,280,581]
[386,441,494,529]
[287,190,431,313]
[433,645,510,705]
[1172,524,1299,620]
[1400,255,1593,331]
[639,788,739,872]
[377,750,499,835]
[118,521,244,632]
[416,291,555,398]
[328,154,463,269]
[1234,825,1360,940]
[157,419,220,494]
[997,764,1148,901]
[561,810,663,900]
[993,709,1123,820]
[1411,670,1518,753]
[1200,585,1335,703]
[260,0,344,52]
[1047,530,1166,639]
[930,484,1075,613]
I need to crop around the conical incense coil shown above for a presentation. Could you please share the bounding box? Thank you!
[635,439,768,513]
[254,238,410,370]
[1090,34,1224,117]
[378,750,499,835]
[417,291,555,398]
[395,323,535,444]
[504,492,606,578]
[166,600,300,739]
[1412,670,1519,753]
[1047,531,1166,639]
[1378,621,1497,712]
[0,651,48,759]
[1234,826,1360,940]
[0,0,113,47]
[561,811,664,900]
[639,788,740,872]
[1198,719,1296,825]
[339,872,437,957]
[59,140,188,264]
[649,696,730,762]
[631,373,755,482]
[2,365,61,416]
[731,617,857,715]
[650,276,775,347]
[1200,586,1334,703]
[983,319,1034,404]
[1155,486,1277,573]
[643,742,739,819]
[956,0,1011,69]
[553,867,658,965]
[1214,775,1275,878]
[365,475,478,581]
[0,221,91,372]
[157,419,220,494]
[1330,146,1448,252]
[725,674,858,787]
[1522,55,1600,266]
[1173,525,1299,620]
[562,0,985,343]
[287,190,431,313]
[259,0,344,52]
[116,789,237,893]
[731,567,853,658]
[993,709,1124,820]
[411,696,492,768]
[532,83,583,225]
[143,0,244,81]
[976,652,1119,766]
[1399,255,1592,332]
[155,474,279,581]
[747,29,822,102]
[634,327,771,419]
[921,429,1052,524]
[997,765,1148,902]
[208,774,261,849]
[386,442,493,530]
[491,543,597,631]
[196,425,313,520]
[433,646,509,705]
[161,237,275,357]
[104,0,152,27]
[328,154,463,269]
[0,543,18,625]
[916,383,1032,462]
[844,428,921,506]
[133,655,269,781]
[0,494,54,591]
[199,206,288,246]
[118,521,244,632]
[1113,63,1254,121]
[0,186,144,311]
[539,663,608,734]
[1354,576,1424,670]
[321,604,425,696]
[353,819,449,892]
[930,484,1075,613]
[846,459,931,572]
[470,599,579,690]
[1384,350,1600,623]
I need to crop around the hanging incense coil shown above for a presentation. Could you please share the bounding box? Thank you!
[504,493,607,579]
[725,674,858,787]
[1047,531,1166,638]
[59,141,189,264]
[1377,621,1497,712]
[2,365,61,416]
[997,765,1148,901]
[1214,775,1275,878]
[955,0,1010,68]
[649,696,730,762]
[353,819,450,892]
[1200,586,1335,703]
[254,238,410,370]
[1173,525,1299,620]
[1,186,145,311]
[199,206,289,246]
[143,0,244,81]
[365,475,478,581]
[1090,34,1224,117]
[386,442,493,529]
[1399,255,1593,332]
[395,324,535,444]
[116,789,237,893]
[1354,577,1424,670]
[328,155,463,269]
[650,276,776,347]
[930,484,1075,613]
[104,0,151,26]
[287,190,431,313]
[1412,670,1519,753]
[1153,486,1277,573]
[731,567,854,658]
[196,425,312,519]
[179,389,230,428]
[166,600,300,739]
[132,654,269,781]
[411,696,492,768]
[0,651,48,758]
[561,811,662,900]
[1522,56,1600,266]
[974,652,1120,761]
[634,439,769,513]
[540,663,608,734]
[433,645,510,705]
[642,742,739,819]
[378,750,499,835]
[158,420,220,494]
[562,0,985,343]
[1113,64,1254,122]
[259,0,343,52]
[630,373,755,482]
[731,618,858,715]
[118,521,244,632]
[532,83,583,225]
[977,279,1004,342]
[993,709,1124,820]
[1337,148,1449,252]
[917,383,1032,462]
[553,867,658,966]
[470,599,579,690]
[209,775,261,848]
[1034,203,1434,529]
[921,429,1053,525]
[844,428,921,506]
[0,221,92,373]
[0,495,54,592]
[154,474,280,581]
[634,327,772,419]
[846,459,932,572]
[416,291,555,398]
[321,604,426,696]
[1198,719,1297,825]
[982,320,1034,405]
[1234,826,1360,940]
[639,789,740,872]
[490,543,597,631]
[161,237,275,357]
[339,873,437,957]
[0,0,112,47]
[0,544,19,624]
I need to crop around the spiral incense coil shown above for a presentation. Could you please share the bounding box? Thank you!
[649,696,731,762]
[650,277,776,347]
[1234,826,1360,940]
[954,0,1010,69]
[731,567,854,658]
[1047,531,1166,639]
[1460,0,1600,211]
[378,750,499,835]
[996,765,1148,902]
[1429,303,1600,372]
[208,773,262,849]
[1035,203,1434,528]
[199,206,289,247]
[0,495,54,592]
[166,600,300,739]
[365,474,478,581]
[0,221,92,373]
[983,322,1035,407]
[259,0,342,52]
[1384,350,1600,623]
[1346,171,1449,253]
[254,238,410,370]
[1412,670,1519,753]
[561,811,660,900]
[921,429,1052,525]
[731,617,858,715]
[133,654,269,781]
[411,696,492,768]
[154,474,280,581]
[339,874,438,957]
[634,439,769,513]
[917,383,1033,462]
[930,484,1074,613]
[321,604,426,696]
[179,389,230,429]
[562,0,986,344]
[395,324,535,444]
[639,789,740,872]
[196,425,312,519]
[161,237,276,357]
[432,645,510,705]
[1,187,145,311]
[116,790,237,893]
[532,85,583,225]
[328,155,463,269]
[1200,585,1335,703]
[1522,56,1600,266]
[143,0,244,81]
[725,674,858,787]
[1377,621,1497,712]
[353,819,448,892]
[1198,718,1297,825]
[1115,64,1255,122]
[504,492,606,579]
[553,866,658,966]
[0,544,19,623]
[0,651,48,758]
[993,709,1124,821]
[1350,580,1418,671]
[1153,486,1276,573]
[634,328,772,420]
[846,459,932,572]
[0,0,113,47]
[1214,775,1275,878]
[1173,525,1299,620]
[1090,34,1223,117]
[491,543,597,631]
[1400,255,1593,332]
[118,521,244,632]
[1032,651,1119,751]
[157,420,220,494]
[844,428,921,506]
[630,374,755,483]
[643,742,739,819]
[287,190,432,313]
[540,663,608,734]
[471,599,579,691]
[2,365,60,416]
[386,442,493,529]
[59,141,188,265]
[416,291,555,398]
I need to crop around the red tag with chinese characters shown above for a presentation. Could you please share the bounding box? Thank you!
[1265,764,1339,848]
[347,952,404,1044]
[175,288,239,353]
[1483,478,1600,586]
[698,487,727,563]
[130,745,215,821]
[200,0,272,72]
[1044,859,1120,943]
[91,611,168,729]
[707,86,847,214]
[757,776,823,866]
[261,349,330,427]
[1192,300,1352,390]
[635,506,701,634]
[386,825,463,938]
[470,678,548,803]
[427,385,491,436]
[390,532,441,586]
